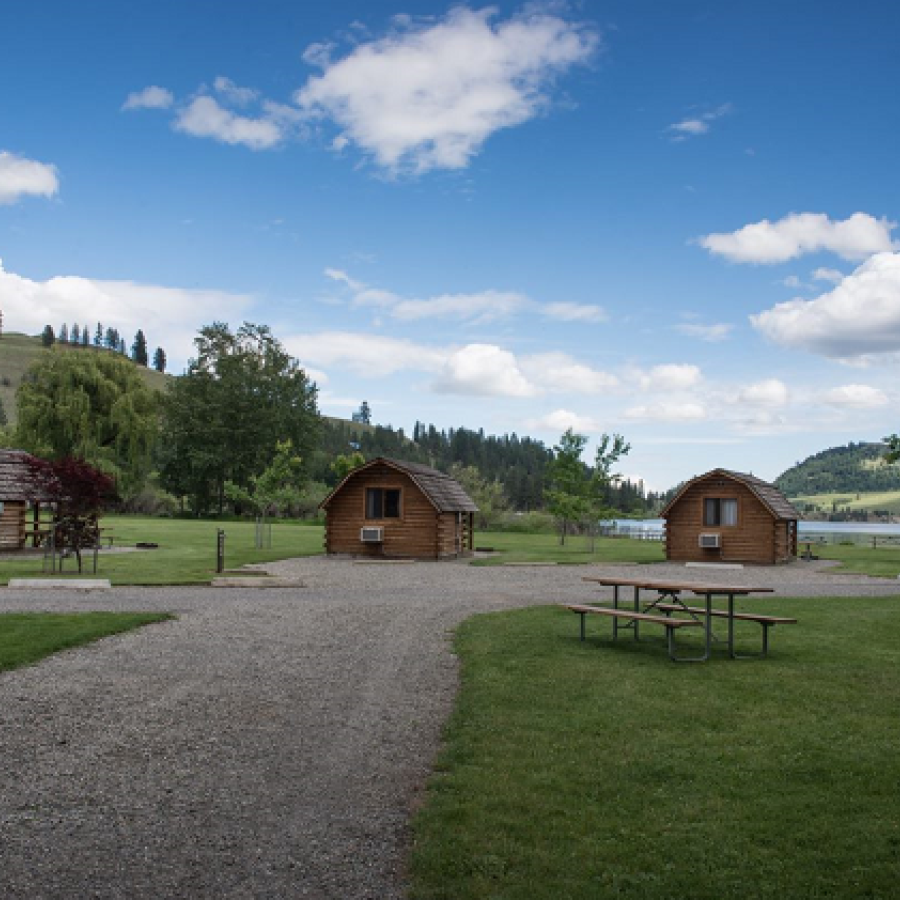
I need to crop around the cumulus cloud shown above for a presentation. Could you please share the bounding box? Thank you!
[526,409,602,433]
[0,152,59,204]
[624,402,707,422]
[285,331,446,377]
[121,85,174,111]
[541,302,607,323]
[296,6,597,174]
[0,258,252,368]
[751,251,900,359]
[812,267,844,284]
[434,343,536,397]
[820,384,888,408]
[676,321,733,342]
[736,378,789,407]
[174,95,284,150]
[699,212,897,264]
[667,103,732,141]
[638,363,701,392]
[520,353,618,394]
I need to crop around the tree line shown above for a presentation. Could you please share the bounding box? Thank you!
[41,322,167,372]
[775,442,900,496]
[3,319,663,528]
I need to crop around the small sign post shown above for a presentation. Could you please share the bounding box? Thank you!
[216,529,226,574]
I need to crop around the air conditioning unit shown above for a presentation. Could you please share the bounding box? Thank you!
[699,533,721,549]
[360,526,384,543]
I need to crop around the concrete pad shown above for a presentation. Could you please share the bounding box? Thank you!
[7,578,112,589]
[685,562,744,570]
[210,577,304,588]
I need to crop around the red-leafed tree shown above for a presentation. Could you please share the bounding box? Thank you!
[28,457,118,572]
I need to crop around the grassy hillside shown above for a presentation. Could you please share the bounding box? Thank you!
[790,490,900,515]
[0,332,168,425]
[776,441,900,497]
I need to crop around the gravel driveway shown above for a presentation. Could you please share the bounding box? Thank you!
[1,557,897,899]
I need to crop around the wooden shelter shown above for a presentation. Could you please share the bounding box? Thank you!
[0,449,51,550]
[661,469,799,565]
[320,457,478,559]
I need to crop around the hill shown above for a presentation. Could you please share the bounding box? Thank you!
[0,332,168,424]
[775,442,900,497]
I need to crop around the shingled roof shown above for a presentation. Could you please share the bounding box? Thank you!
[661,468,799,521]
[321,457,478,513]
[0,449,49,502]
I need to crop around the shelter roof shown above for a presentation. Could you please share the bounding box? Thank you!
[320,456,478,513]
[661,468,799,521]
[0,449,50,502]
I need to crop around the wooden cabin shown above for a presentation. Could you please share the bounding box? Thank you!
[320,457,478,560]
[661,469,799,565]
[0,449,50,550]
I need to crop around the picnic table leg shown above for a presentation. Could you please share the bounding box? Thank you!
[632,585,640,642]
[579,611,586,642]
[728,593,735,658]
[612,585,619,642]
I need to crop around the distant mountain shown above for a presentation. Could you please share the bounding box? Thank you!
[775,442,900,496]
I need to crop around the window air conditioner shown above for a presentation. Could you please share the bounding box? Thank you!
[360,526,384,543]
[699,533,721,549]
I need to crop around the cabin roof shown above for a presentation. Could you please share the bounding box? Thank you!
[320,456,478,513]
[661,468,799,521]
[0,449,49,502]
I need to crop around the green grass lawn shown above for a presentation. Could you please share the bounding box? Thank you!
[0,515,325,585]
[474,531,666,566]
[0,611,172,672]
[410,597,900,899]
[811,542,900,578]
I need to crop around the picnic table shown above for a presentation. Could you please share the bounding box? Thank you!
[566,576,795,662]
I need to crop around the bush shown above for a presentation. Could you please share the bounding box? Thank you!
[488,511,556,533]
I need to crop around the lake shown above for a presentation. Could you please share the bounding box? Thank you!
[608,519,900,540]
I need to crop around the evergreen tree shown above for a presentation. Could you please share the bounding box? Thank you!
[104,327,118,350]
[132,330,149,366]
[71,323,81,344]
[152,347,167,373]
[59,323,68,343]
[81,328,89,346]
[94,323,103,346]
[41,325,56,347]
[118,338,126,354]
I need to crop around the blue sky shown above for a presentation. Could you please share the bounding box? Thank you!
[2,0,900,490]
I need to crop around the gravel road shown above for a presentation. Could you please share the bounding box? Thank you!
[1,557,897,899]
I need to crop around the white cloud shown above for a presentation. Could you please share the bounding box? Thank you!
[781,275,803,288]
[323,267,365,291]
[296,6,597,174]
[174,96,284,150]
[0,152,59,204]
[638,364,701,392]
[285,331,446,377]
[820,384,888,408]
[751,251,900,359]
[213,76,259,106]
[699,212,897,264]
[667,103,732,141]
[526,408,602,433]
[434,343,536,397]
[391,290,526,322]
[624,402,707,422]
[676,321,732,342]
[541,302,607,323]
[736,378,789,407]
[521,353,618,394]
[121,85,174,111]
[812,267,844,284]
[0,258,252,368]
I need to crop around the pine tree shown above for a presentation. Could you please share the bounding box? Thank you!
[59,323,68,343]
[152,347,167,373]
[132,330,149,366]
[71,323,81,344]
[94,323,103,346]
[81,328,89,346]
[104,327,117,350]
[41,325,56,347]
[118,338,126,354]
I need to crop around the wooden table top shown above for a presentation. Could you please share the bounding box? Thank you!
[582,576,774,594]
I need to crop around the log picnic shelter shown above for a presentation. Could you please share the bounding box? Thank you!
[320,457,478,560]
[661,468,800,565]
[0,449,53,551]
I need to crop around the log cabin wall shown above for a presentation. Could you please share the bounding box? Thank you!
[324,463,465,559]
[664,477,790,564]
[0,500,26,550]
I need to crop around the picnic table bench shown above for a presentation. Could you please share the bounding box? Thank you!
[571,576,788,662]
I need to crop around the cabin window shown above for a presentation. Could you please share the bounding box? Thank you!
[366,488,401,519]
[704,498,737,526]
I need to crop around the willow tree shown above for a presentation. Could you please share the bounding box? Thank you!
[15,349,158,499]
